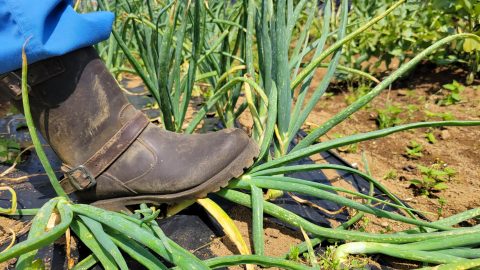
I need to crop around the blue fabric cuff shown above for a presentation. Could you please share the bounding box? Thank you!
[0,0,114,73]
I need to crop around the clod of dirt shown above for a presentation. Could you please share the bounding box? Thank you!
[403,165,416,172]
[440,129,451,140]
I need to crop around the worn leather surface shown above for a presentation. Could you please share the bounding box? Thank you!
[59,111,150,194]
[84,125,250,200]
[15,48,133,166]
[1,47,255,201]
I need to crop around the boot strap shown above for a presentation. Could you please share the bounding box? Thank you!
[0,58,65,100]
[60,111,150,194]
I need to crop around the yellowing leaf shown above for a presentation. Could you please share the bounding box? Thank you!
[196,198,254,270]
[0,228,16,254]
[166,200,195,217]
[0,186,17,214]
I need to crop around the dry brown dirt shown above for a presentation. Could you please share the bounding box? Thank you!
[307,65,479,231]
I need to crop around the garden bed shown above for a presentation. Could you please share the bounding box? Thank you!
[205,64,480,268]
[1,0,480,268]
[0,65,478,270]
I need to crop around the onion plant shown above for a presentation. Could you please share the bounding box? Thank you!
[3,0,480,269]
[93,0,251,132]
[0,47,316,269]
[188,0,480,267]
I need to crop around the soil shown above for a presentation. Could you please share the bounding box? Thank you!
[306,64,480,233]
[0,64,478,269]
[209,207,303,270]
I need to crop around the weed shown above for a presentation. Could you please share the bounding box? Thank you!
[425,130,437,144]
[402,90,426,103]
[345,84,372,105]
[376,103,403,129]
[404,140,423,159]
[346,257,370,269]
[380,223,394,234]
[437,197,447,218]
[410,162,456,197]
[333,133,359,153]
[404,89,417,98]
[357,216,370,232]
[318,245,341,270]
[438,80,465,106]
[425,110,455,121]
[0,138,21,164]
[406,104,419,120]
[286,246,301,262]
[302,252,316,267]
[383,169,398,180]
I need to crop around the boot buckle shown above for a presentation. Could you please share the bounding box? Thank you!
[64,165,97,191]
[0,72,30,100]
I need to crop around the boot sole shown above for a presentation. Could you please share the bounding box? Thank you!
[91,138,260,212]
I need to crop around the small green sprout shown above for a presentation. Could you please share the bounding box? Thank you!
[438,80,465,106]
[357,216,371,232]
[0,138,21,164]
[376,103,403,129]
[383,169,398,180]
[380,223,394,234]
[406,104,418,119]
[425,131,437,144]
[345,85,372,105]
[425,110,455,121]
[318,245,341,270]
[405,140,423,159]
[410,162,456,197]
[287,246,301,262]
[437,197,447,218]
[333,133,359,153]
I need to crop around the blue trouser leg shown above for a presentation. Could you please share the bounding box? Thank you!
[0,0,114,74]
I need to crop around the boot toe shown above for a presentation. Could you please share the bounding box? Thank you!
[136,126,257,195]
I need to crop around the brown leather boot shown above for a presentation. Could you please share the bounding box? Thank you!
[0,47,258,211]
